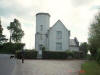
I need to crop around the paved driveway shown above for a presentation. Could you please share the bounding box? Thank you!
[0,54,16,75]
[14,59,85,75]
[0,54,85,75]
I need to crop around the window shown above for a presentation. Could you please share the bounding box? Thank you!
[40,35,42,40]
[40,25,43,31]
[56,42,62,50]
[56,31,62,39]
[39,44,43,50]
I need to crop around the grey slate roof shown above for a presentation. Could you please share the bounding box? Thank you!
[36,13,50,17]
[48,20,69,31]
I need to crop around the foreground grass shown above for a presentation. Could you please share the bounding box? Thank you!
[80,61,100,75]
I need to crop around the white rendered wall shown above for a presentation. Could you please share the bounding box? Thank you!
[48,20,70,51]
[36,13,50,34]
[35,34,47,50]
[35,13,50,51]
[70,46,79,52]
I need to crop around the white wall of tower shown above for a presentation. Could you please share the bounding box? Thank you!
[35,13,50,51]
[36,13,50,34]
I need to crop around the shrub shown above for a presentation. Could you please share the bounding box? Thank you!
[42,51,67,59]
[42,50,82,59]
[0,42,25,54]
[16,50,37,59]
[42,46,45,51]
[73,51,82,59]
[96,48,100,64]
[66,50,74,57]
[16,50,22,59]
[24,50,37,59]
[66,50,82,59]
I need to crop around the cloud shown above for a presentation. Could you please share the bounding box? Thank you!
[22,26,35,49]
[90,5,100,10]
[0,0,100,49]
[71,0,94,7]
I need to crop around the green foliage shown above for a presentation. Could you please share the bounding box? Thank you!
[16,50,37,59]
[79,42,88,57]
[81,61,100,75]
[66,50,74,57]
[42,51,67,59]
[42,46,46,51]
[42,50,81,59]
[0,35,7,44]
[7,19,24,43]
[96,49,100,64]
[0,24,3,34]
[88,44,97,57]
[0,24,8,44]
[0,42,25,54]
[88,12,100,57]
[66,50,82,59]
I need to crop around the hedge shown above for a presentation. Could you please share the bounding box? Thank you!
[66,50,84,59]
[16,50,37,59]
[42,50,81,59]
[0,42,25,54]
[42,51,67,59]
[16,50,82,59]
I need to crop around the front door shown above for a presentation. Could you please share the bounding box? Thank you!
[37,45,43,58]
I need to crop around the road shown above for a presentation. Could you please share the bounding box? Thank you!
[0,54,85,75]
[0,54,16,75]
[14,60,85,75]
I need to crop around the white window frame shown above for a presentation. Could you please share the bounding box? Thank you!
[40,25,43,31]
[56,42,62,50]
[56,31,62,39]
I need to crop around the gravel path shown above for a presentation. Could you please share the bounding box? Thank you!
[14,59,85,75]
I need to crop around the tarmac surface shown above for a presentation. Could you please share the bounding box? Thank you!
[0,54,85,75]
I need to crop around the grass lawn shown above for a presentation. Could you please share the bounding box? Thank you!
[80,61,100,75]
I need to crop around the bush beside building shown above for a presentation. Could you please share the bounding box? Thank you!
[16,50,37,59]
[42,51,67,59]
[16,50,83,59]
[42,50,82,59]
[0,42,25,54]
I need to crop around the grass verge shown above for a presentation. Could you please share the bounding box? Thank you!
[80,60,100,75]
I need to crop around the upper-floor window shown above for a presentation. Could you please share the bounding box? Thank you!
[56,31,62,39]
[40,25,43,31]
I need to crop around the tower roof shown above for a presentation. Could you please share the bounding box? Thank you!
[36,12,50,17]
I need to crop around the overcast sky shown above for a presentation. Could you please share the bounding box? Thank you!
[0,0,100,49]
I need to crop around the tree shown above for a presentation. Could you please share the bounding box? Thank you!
[96,48,100,64]
[79,42,88,57]
[88,12,100,57]
[0,19,7,45]
[0,35,7,44]
[1,42,25,54]
[7,19,24,43]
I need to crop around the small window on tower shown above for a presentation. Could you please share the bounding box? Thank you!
[40,25,43,31]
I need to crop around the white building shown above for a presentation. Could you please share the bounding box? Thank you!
[35,13,79,57]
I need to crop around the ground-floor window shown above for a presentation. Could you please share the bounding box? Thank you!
[56,42,62,50]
